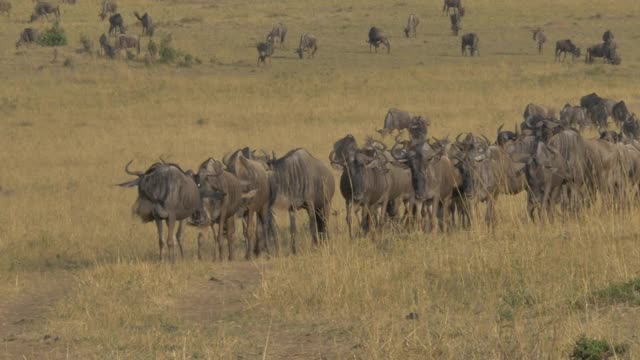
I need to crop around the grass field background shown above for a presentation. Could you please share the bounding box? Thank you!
[1,0,640,358]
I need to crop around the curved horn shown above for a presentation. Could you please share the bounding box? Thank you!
[328,150,339,164]
[251,149,269,160]
[124,160,143,177]
[481,134,491,145]
[455,133,465,144]
[497,123,504,137]
[390,137,408,160]
[222,151,233,166]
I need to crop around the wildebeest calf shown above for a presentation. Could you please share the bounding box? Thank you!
[555,39,580,62]
[368,27,390,54]
[295,33,317,59]
[404,14,419,38]
[461,32,479,56]
[16,28,39,49]
[115,34,140,56]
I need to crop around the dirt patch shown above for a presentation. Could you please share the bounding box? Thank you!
[0,271,73,359]
[176,262,358,359]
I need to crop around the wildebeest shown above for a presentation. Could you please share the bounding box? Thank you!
[295,33,317,59]
[190,158,256,261]
[443,0,462,15]
[267,23,287,48]
[458,133,527,226]
[256,37,274,66]
[586,43,606,64]
[404,14,419,38]
[222,149,272,259]
[100,0,117,21]
[118,161,205,262]
[368,27,390,54]
[268,148,335,253]
[15,28,40,49]
[602,39,619,64]
[134,11,154,37]
[30,1,59,22]
[559,104,587,130]
[533,28,546,54]
[555,39,580,62]
[109,13,125,36]
[450,13,461,36]
[330,139,390,237]
[377,108,416,136]
[461,33,479,56]
[0,0,11,17]
[612,101,630,125]
[115,34,140,56]
[523,103,553,121]
[392,139,461,232]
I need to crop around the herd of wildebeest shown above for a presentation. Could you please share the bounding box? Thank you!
[118,91,640,262]
[6,0,623,65]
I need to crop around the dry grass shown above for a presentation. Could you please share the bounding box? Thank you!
[1,0,640,358]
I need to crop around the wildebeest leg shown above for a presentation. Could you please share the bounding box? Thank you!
[245,211,255,260]
[440,198,450,233]
[485,198,495,228]
[346,199,353,239]
[155,219,164,261]
[210,223,219,261]
[176,220,185,258]
[288,208,297,254]
[306,203,319,247]
[197,232,205,260]
[216,217,225,261]
[226,217,235,261]
[166,216,177,263]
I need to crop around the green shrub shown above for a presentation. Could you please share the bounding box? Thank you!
[591,277,640,306]
[158,34,183,63]
[571,335,626,360]
[38,22,68,47]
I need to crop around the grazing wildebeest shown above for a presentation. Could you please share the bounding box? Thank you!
[377,108,416,136]
[560,104,588,130]
[533,28,546,54]
[404,14,419,38]
[15,28,40,49]
[256,37,274,66]
[443,0,462,15]
[268,148,335,253]
[118,161,205,262]
[368,27,390,54]
[0,0,11,17]
[115,34,140,56]
[267,23,287,48]
[100,0,116,21]
[190,158,256,261]
[295,33,317,59]
[603,30,614,43]
[109,13,125,36]
[222,149,272,259]
[554,39,580,62]
[461,33,479,56]
[450,13,461,36]
[30,1,59,22]
[134,11,154,37]
[523,103,553,121]
[392,139,461,232]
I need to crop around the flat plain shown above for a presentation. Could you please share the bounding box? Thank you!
[1,0,640,358]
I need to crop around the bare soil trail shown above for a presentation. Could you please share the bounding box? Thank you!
[0,271,73,359]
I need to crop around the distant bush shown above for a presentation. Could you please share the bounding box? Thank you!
[570,335,626,360]
[158,34,182,63]
[38,22,67,47]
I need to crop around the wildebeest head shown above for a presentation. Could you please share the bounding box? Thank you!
[408,116,429,143]
[599,130,620,143]
[351,148,388,202]
[495,123,517,147]
[392,139,442,201]
[622,115,640,140]
[329,134,359,169]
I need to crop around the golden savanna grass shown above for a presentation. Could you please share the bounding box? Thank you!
[1,0,640,358]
